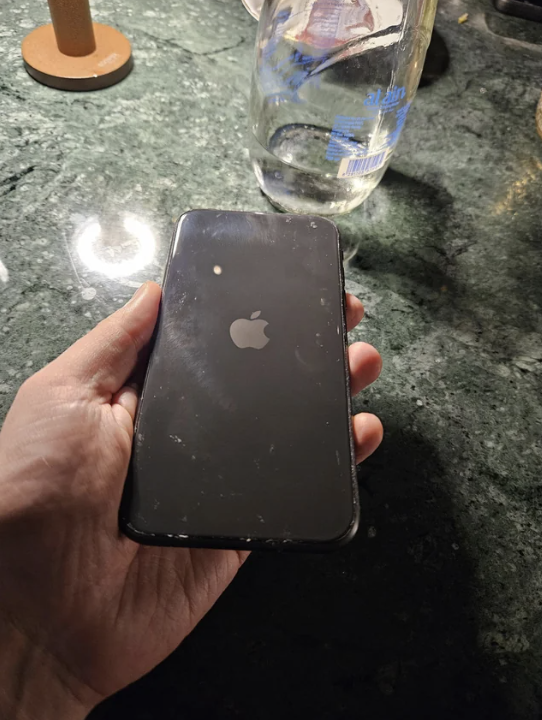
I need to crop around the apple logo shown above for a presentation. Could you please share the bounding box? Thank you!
[229,311,270,350]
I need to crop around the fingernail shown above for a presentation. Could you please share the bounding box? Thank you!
[125,282,148,307]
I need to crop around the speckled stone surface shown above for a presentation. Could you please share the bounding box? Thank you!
[1,0,542,718]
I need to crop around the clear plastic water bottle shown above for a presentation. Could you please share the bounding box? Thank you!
[249,0,437,215]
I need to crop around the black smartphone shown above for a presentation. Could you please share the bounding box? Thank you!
[120,210,358,551]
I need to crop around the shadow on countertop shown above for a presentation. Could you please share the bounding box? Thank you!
[341,162,542,365]
[91,403,507,720]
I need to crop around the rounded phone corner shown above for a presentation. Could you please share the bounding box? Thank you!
[119,514,157,546]
[314,215,339,233]
[306,214,340,241]
[317,506,360,552]
[174,209,196,232]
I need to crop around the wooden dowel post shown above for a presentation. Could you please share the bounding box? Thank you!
[47,0,96,56]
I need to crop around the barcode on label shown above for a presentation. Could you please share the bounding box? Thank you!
[337,151,387,179]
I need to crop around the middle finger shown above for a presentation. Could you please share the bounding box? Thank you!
[348,342,382,396]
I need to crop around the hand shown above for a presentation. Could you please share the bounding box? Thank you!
[0,282,383,719]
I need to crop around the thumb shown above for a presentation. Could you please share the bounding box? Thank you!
[49,281,162,396]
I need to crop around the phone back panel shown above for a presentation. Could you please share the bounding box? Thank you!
[122,210,358,550]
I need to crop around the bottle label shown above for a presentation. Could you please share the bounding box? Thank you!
[327,99,412,178]
[337,151,389,179]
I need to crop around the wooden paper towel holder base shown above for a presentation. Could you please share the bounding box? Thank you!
[22,0,132,91]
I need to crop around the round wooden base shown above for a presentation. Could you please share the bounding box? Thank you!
[22,23,133,91]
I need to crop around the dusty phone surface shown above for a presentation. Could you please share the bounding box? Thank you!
[120,210,358,551]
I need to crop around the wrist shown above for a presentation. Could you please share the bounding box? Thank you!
[0,621,95,720]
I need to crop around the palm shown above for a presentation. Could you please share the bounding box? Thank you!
[115,545,245,686]
[96,398,247,696]
[84,407,245,697]
[0,377,243,699]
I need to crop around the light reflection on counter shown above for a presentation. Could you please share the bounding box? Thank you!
[75,214,157,279]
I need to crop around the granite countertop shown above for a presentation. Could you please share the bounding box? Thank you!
[1,0,542,718]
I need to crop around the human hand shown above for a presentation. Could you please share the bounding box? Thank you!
[0,282,382,719]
